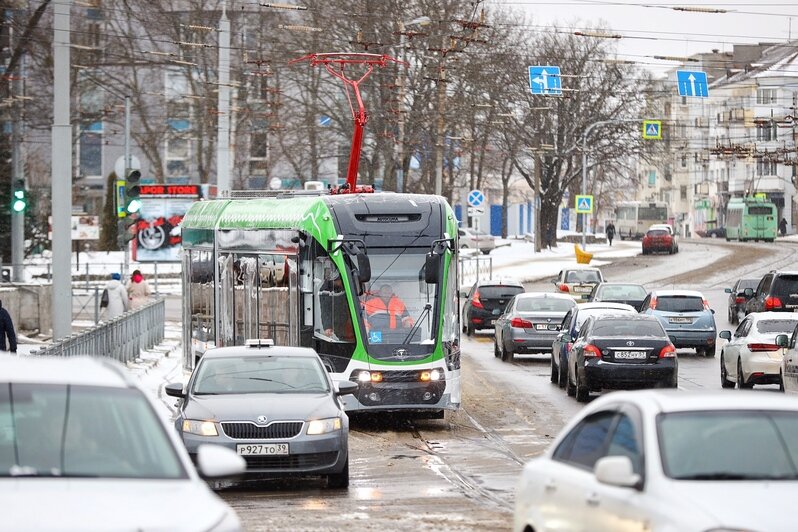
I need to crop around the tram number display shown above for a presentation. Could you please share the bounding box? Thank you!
[236,443,289,456]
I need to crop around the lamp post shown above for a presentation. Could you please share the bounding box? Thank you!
[395,16,430,193]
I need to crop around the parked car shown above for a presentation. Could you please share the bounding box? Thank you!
[725,277,760,325]
[551,302,637,388]
[514,390,798,532]
[166,339,357,488]
[640,289,717,357]
[457,227,496,255]
[552,267,605,302]
[461,279,525,336]
[588,282,647,309]
[642,228,678,255]
[565,314,677,402]
[704,226,727,239]
[720,313,797,389]
[0,354,244,531]
[777,325,798,393]
[493,293,575,362]
[745,270,798,314]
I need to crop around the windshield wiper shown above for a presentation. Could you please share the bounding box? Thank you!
[673,472,792,481]
[402,304,432,346]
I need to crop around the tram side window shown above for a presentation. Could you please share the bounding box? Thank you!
[313,258,354,344]
[258,253,292,345]
[189,250,215,345]
[442,252,458,344]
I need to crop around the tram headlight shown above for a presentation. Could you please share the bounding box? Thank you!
[182,419,218,437]
[356,370,383,383]
[307,417,342,435]
[420,369,442,382]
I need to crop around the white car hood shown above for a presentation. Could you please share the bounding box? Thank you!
[0,478,233,532]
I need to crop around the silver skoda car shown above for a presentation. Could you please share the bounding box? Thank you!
[167,340,357,488]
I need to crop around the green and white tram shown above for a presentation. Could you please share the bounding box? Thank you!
[725,196,778,242]
[180,192,461,415]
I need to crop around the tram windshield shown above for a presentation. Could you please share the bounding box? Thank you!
[359,249,438,358]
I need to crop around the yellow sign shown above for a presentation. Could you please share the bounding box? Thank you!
[642,120,662,140]
[575,195,594,214]
[754,192,767,199]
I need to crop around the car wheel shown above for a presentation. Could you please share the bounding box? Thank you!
[575,373,590,403]
[780,371,785,392]
[466,323,474,337]
[558,356,568,389]
[326,458,349,489]
[704,345,716,358]
[494,339,501,358]
[481,249,491,255]
[501,343,514,362]
[727,306,734,324]
[566,364,576,397]
[737,359,754,389]
[550,355,559,383]
[720,354,735,388]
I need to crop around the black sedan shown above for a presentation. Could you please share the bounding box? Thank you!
[587,282,647,310]
[724,278,760,325]
[461,280,524,336]
[565,314,678,402]
[493,293,575,362]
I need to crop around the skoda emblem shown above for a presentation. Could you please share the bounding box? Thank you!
[626,340,635,347]
[256,415,268,425]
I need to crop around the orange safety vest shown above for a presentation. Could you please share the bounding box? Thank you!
[363,295,408,329]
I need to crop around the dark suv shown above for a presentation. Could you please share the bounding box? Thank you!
[462,280,524,336]
[745,271,798,314]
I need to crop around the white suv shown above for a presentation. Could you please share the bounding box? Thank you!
[458,227,496,254]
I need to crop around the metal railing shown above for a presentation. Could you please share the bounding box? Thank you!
[458,255,493,287]
[31,298,166,363]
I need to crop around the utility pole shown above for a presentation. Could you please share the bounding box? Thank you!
[10,57,25,282]
[534,152,542,253]
[51,0,72,339]
[216,1,231,196]
[123,95,131,278]
[434,64,446,197]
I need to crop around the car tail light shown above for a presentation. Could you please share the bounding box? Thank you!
[659,344,677,358]
[748,343,781,352]
[702,298,711,310]
[649,296,657,310]
[735,297,745,304]
[558,283,570,293]
[472,290,484,309]
[511,317,534,328]
[584,344,602,358]
[765,296,783,310]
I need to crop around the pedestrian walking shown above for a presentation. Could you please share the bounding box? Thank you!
[545,225,556,250]
[127,269,152,309]
[102,273,129,320]
[780,217,788,237]
[0,299,17,354]
[606,222,616,246]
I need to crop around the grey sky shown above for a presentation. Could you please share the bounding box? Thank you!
[488,1,798,75]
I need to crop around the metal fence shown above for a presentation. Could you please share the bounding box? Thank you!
[458,255,493,287]
[31,298,166,363]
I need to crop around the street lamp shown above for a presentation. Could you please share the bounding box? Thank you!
[395,16,430,193]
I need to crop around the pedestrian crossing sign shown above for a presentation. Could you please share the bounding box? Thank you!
[642,120,662,140]
[575,195,594,214]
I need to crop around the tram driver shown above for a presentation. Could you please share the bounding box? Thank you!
[363,284,414,337]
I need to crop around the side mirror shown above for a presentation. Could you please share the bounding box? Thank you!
[196,444,246,479]
[776,334,790,348]
[719,330,732,341]
[357,254,371,283]
[165,382,185,398]
[724,288,732,294]
[594,455,640,489]
[711,309,715,315]
[425,253,441,284]
[336,380,359,396]
[551,278,558,285]
[744,288,754,298]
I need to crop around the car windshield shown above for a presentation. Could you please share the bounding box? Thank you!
[565,270,601,283]
[516,297,575,312]
[193,356,329,394]
[479,285,524,299]
[575,308,634,329]
[655,296,704,312]
[0,383,187,479]
[756,319,798,334]
[658,411,798,480]
[591,319,666,337]
[596,285,647,300]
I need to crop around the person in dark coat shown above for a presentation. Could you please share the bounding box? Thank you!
[545,225,556,250]
[606,222,616,246]
[0,299,17,353]
[780,217,788,237]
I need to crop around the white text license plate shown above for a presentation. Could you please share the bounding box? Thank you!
[574,286,592,293]
[535,324,548,330]
[669,317,692,324]
[237,443,289,456]
[614,351,647,359]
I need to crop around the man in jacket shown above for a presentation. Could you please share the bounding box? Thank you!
[363,284,414,331]
[103,273,130,320]
[0,299,17,353]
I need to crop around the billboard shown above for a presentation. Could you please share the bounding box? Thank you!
[132,185,201,262]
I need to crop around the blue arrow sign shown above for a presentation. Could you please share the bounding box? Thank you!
[468,190,485,207]
[319,115,331,126]
[677,70,709,98]
[528,65,562,96]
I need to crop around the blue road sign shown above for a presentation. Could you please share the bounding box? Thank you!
[319,115,331,126]
[528,65,562,96]
[468,189,485,207]
[575,195,594,214]
[677,70,709,98]
[642,120,662,140]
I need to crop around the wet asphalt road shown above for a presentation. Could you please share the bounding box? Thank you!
[218,239,798,531]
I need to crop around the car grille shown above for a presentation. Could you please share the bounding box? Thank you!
[221,421,303,440]
[243,452,338,470]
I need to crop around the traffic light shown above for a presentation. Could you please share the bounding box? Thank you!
[117,217,137,249]
[125,169,142,214]
[11,179,27,213]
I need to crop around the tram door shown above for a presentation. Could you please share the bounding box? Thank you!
[217,252,299,347]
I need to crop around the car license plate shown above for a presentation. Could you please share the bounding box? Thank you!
[669,317,692,324]
[574,286,592,293]
[614,351,647,359]
[236,443,289,456]
[535,324,548,330]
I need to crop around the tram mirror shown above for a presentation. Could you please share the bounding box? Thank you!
[357,254,371,283]
[425,253,441,284]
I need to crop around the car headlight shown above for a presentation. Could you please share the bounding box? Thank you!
[306,417,342,435]
[182,419,219,437]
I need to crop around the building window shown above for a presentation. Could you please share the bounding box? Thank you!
[756,124,777,141]
[251,131,268,159]
[757,88,777,105]
[648,171,656,186]
[680,185,687,200]
[680,155,687,168]
[79,122,102,177]
[166,137,189,179]
[756,160,778,176]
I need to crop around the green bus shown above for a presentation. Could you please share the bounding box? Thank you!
[725,197,778,242]
[180,191,461,416]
